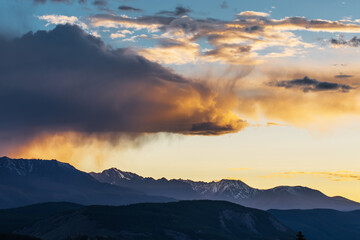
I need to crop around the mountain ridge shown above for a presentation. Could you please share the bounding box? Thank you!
[91,167,360,211]
[0,157,173,209]
[1,156,360,211]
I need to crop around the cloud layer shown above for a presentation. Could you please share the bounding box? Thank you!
[89,9,360,64]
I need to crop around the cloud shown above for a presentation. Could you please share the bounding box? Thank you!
[118,5,143,12]
[266,122,286,127]
[261,171,360,182]
[38,15,102,37]
[89,13,306,64]
[110,32,125,39]
[238,11,270,17]
[233,64,360,127]
[38,15,88,29]
[0,24,247,143]
[188,121,246,135]
[138,38,200,64]
[90,14,164,31]
[330,35,360,47]
[157,6,192,16]
[268,76,354,93]
[109,30,133,39]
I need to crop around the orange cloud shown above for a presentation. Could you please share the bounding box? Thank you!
[232,62,360,127]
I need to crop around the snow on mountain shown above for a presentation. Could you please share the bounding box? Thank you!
[185,179,259,199]
[3,157,358,211]
[90,168,144,185]
[92,167,360,211]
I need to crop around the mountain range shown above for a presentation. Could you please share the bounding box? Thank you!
[90,167,360,211]
[0,157,172,209]
[1,157,360,239]
[1,156,360,211]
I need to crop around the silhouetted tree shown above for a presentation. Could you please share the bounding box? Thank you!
[296,231,306,240]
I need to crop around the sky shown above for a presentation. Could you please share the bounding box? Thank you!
[1,0,360,201]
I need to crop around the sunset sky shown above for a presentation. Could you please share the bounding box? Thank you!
[1,0,360,201]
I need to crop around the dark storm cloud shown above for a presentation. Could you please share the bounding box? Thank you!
[157,6,192,16]
[330,36,360,47]
[118,5,143,12]
[0,24,246,139]
[268,76,354,93]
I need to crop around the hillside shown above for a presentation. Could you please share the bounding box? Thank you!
[269,208,360,240]
[16,200,295,240]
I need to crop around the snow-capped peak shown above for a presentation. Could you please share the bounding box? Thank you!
[104,168,142,180]
[185,179,259,199]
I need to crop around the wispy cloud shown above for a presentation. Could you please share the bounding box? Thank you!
[38,15,88,29]
[260,170,360,181]
[157,6,192,16]
[118,5,143,12]
[266,122,287,127]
